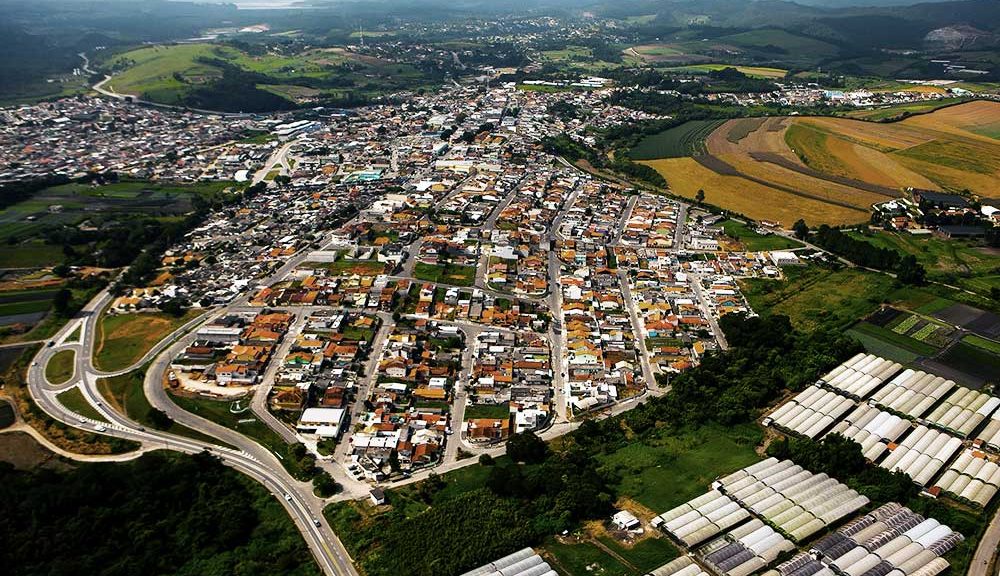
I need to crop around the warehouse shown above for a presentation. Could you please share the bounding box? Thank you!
[808,502,962,576]
[765,386,856,438]
[654,489,751,547]
[933,449,1000,507]
[870,368,956,420]
[879,425,963,486]
[924,386,1000,438]
[819,353,902,399]
[825,404,910,461]
[699,519,796,576]
[716,459,869,542]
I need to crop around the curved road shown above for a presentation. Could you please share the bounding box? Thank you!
[27,288,359,576]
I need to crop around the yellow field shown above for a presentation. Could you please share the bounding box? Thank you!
[640,158,868,226]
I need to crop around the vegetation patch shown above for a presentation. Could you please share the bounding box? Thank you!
[44,349,75,385]
[719,219,802,251]
[94,309,200,372]
[55,387,105,423]
[413,262,476,286]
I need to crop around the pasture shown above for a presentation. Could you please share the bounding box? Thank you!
[629,120,726,160]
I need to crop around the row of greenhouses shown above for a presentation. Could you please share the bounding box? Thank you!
[933,449,1000,507]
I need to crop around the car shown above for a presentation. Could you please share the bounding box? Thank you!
[283,493,292,502]
[46,341,54,348]
[94,425,107,432]
[77,416,86,424]
[137,426,145,432]
[313,518,322,527]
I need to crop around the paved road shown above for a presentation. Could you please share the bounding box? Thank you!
[27,286,359,576]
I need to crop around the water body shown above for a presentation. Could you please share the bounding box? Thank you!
[234,0,314,9]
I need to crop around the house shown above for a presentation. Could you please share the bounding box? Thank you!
[611,510,640,531]
[369,488,386,506]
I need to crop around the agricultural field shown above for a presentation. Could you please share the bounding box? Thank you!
[628,120,726,160]
[662,64,787,79]
[642,102,1000,227]
[0,287,60,327]
[844,98,966,122]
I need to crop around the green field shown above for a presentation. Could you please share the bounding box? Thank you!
[56,387,106,423]
[846,325,921,364]
[45,349,75,385]
[544,539,633,576]
[846,230,1000,299]
[663,63,788,79]
[94,310,200,372]
[413,262,476,286]
[0,242,65,268]
[464,404,512,420]
[629,120,727,160]
[742,265,897,331]
[720,220,803,251]
[103,43,436,108]
[599,424,762,513]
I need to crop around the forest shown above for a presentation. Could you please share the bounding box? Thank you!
[0,450,320,576]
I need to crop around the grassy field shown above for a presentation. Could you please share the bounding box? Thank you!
[742,265,897,331]
[97,371,224,446]
[44,349,75,385]
[544,539,634,576]
[629,120,726,160]
[598,424,762,513]
[845,230,1000,299]
[963,334,1000,354]
[663,64,787,78]
[413,262,476,286]
[845,325,921,364]
[848,321,938,357]
[719,220,803,251]
[463,404,511,420]
[94,310,201,372]
[55,387,106,423]
[0,242,66,268]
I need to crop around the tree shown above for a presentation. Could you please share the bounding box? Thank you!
[695,189,705,204]
[506,430,547,464]
[478,454,495,466]
[313,471,341,497]
[52,288,72,316]
[896,255,926,285]
[792,219,809,240]
[146,407,173,430]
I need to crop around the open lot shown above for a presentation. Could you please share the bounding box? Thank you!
[413,262,476,286]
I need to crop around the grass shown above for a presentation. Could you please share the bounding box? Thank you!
[598,423,762,513]
[56,387,107,423]
[595,535,678,574]
[463,404,511,420]
[413,262,476,286]
[629,120,726,160]
[719,219,802,251]
[94,309,200,372]
[45,349,75,385]
[168,393,309,479]
[846,325,921,365]
[742,265,897,332]
[97,371,224,446]
[846,98,966,121]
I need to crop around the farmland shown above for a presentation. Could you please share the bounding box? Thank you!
[640,102,1000,227]
[628,120,726,160]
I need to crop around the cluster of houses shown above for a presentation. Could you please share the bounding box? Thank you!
[464,330,553,443]
[169,310,293,393]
